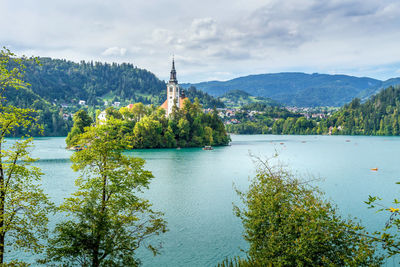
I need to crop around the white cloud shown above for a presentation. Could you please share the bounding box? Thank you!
[101,47,127,57]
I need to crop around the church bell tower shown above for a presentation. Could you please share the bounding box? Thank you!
[166,58,180,116]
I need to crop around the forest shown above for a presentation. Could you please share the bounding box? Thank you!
[325,86,400,135]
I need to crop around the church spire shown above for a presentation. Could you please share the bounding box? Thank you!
[169,57,178,84]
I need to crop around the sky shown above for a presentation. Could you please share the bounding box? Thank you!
[2,0,400,83]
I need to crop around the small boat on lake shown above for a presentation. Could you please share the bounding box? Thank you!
[371,168,378,171]
[203,146,213,150]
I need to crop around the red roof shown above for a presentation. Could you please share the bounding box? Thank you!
[160,100,168,110]
[160,97,188,112]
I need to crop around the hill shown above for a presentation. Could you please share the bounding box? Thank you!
[218,89,279,108]
[3,85,72,136]
[326,85,400,135]
[183,73,400,107]
[21,57,166,105]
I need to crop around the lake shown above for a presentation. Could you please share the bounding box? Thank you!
[7,135,400,266]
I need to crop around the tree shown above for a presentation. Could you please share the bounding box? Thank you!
[133,116,163,148]
[0,48,53,265]
[65,110,93,148]
[204,126,213,146]
[44,118,167,266]
[230,157,382,266]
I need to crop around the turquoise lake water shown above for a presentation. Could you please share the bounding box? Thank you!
[6,135,400,266]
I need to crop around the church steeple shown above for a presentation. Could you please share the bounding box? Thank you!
[169,57,178,84]
[161,56,186,116]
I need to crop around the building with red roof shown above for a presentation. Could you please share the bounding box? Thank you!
[160,58,187,116]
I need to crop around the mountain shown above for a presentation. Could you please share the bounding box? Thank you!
[182,73,400,107]
[218,89,279,108]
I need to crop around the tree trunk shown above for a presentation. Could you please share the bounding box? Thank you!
[0,141,4,264]
[92,246,99,267]
[92,160,107,267]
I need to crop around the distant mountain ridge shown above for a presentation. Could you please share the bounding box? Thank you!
[182,73,400,107]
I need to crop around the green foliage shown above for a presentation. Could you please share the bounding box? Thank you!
[65,110,93,148]
[241,102,280,112]
[133,116,163,148]
[69,99,230,149]
[365,191,400,259]
[231,158,382,266]
[225,107,314,135]
[0,47,53,265]
[217,256,258,267]
[44,119,167,266]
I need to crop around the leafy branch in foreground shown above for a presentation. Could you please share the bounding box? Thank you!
[365,192,400,258]
[220,156,383,266]
[0,47,53,265]
[43,118,167,266]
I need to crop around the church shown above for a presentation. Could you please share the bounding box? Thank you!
[160,58,187,116]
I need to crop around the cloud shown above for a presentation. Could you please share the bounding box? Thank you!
[101,47,127,57]
[210,48,251,60]
[189,18,218,42]
[2,0,400,82]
